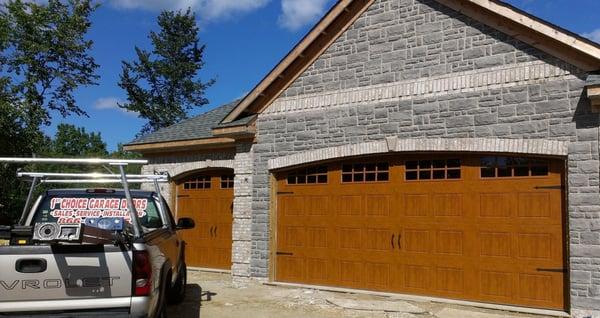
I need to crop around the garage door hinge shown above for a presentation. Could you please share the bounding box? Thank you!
[276,251,293,256]
[177,195,190,198]
[277,191,294,195]
[534,185,563,190]
[536,268,566,273]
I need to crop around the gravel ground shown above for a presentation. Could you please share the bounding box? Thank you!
[167,270,556,318]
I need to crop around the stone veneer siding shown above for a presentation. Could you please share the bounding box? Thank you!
[250,0,600,314]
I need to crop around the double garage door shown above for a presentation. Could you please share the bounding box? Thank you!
[275,154,566,310]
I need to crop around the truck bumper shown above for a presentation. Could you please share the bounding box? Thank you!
[0,297,151,318]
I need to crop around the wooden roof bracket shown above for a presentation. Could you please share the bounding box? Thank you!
[588,85,600,113]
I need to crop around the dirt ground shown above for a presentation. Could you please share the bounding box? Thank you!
[167,270,556,318]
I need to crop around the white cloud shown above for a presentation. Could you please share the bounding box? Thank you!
[583,28,600,44]
[278,0,330,31]
[94,97,138,116]
[109,0,270,21]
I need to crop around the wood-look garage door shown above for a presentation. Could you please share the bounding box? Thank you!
[177,170,234,270]
[275,154,566,310]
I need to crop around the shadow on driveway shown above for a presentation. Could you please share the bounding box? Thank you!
[168,284,217,318]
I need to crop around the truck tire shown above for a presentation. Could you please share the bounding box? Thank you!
[155,280,169,318]
[167,262,187,304]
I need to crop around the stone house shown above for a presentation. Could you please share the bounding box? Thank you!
[124,0,600,316]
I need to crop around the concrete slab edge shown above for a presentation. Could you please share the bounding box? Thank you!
[187,266,232,274]
[264,281,570,318]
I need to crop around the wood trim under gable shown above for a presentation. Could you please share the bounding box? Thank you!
[436,0,600,71]
[123,137,236,153]
[222,0,375,123]
[221,0,600,125]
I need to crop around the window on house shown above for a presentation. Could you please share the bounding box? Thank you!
[341,162,389,183]
[221,175,234,189]
[183,176,211,190]
[287,166,328,185]
[480,157,549,178]
[405,159,461,181]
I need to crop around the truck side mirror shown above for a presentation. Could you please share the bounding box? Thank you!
[176,218,195,230]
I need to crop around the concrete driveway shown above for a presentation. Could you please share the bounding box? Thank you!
[167,270,556,318]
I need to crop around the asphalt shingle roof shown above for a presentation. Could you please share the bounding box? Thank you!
[587,74,600,86]
[127,100,241,145]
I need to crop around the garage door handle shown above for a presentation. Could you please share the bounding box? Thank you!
[397,234,401,250]
[391,234,395,249]
[214,226,217,238]
[209,226,215,237]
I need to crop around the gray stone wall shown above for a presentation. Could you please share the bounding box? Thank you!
[141,151,236,211]
[282,0,570,98]
[250,0,600,313]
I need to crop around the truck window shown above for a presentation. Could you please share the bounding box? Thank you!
[32,193,164,230]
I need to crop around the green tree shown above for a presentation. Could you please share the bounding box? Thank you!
[0,0,98,224]
[0,0,99,128]
[119,8,213,136]
[49,124,108,157]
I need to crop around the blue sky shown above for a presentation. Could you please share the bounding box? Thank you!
[42,0,600,151]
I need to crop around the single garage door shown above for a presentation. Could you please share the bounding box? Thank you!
[275,154,566,310]
[177,170,233,270]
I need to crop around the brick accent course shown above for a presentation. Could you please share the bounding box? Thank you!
[268,138,568,170]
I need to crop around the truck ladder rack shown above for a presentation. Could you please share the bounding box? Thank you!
[0,157,165,238]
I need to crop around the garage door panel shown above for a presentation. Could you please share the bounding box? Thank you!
[335,195,362,216]
[305,258,329,282]
[479,231,512,258]
[436,266,466,294]
[479,193,515,218]
[364,262,392,290]
[435,230,465,255]
[276,154,566,310]
[518,272,556,302]
[339,227,362,250]
[432,193,463,217]
[403,193,430,217]
[365,194,391,217]
[277,256,304,282]
[402,228,432,254]
[364,227,394,251]
[339,260,364,287]
[518,192,551,218]
[402,263,434,291]
[479,270,516,301]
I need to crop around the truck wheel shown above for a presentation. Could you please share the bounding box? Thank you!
[167,262,187,304]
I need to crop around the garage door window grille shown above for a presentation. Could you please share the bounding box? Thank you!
[183,176,211,190]
[221,175,234,189]
[405,159,461,181]
[341,162,389,183]
[480,157,549,178]
[287,166,328,185]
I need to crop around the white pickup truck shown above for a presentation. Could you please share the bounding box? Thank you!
[0,158,195,318]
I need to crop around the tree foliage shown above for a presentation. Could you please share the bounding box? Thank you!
[0,0,99,128]
[49,124,108,157]
[119,8,213,136]
[0,0,99,224]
